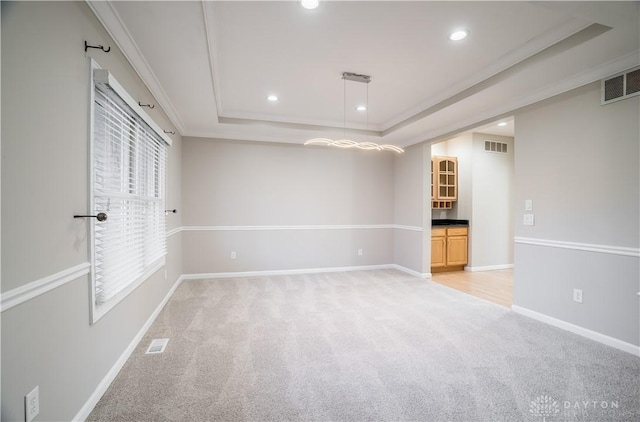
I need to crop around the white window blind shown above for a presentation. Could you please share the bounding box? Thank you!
[91,72,168,309]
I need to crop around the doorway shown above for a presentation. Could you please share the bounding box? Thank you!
[429,118,515,307]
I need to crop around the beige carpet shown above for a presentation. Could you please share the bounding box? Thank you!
[88,269,640,421]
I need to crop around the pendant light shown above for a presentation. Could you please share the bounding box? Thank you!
[305,72,404,153]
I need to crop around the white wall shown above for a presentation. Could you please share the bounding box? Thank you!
[470,133,514,269]
[181,137,395,274]
[513,82,639,347]
[1,2,183,420]
[430,132,514,269]
[430,134,473,221]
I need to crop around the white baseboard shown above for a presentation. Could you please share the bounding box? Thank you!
[512,305,640,357]
[182,264,393,280]
[391,264,431,278]
[182,264,431,280]
[464,264,514,272]
[73,275,185,421]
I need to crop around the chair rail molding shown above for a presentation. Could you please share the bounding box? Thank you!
[178,224,423,232]
[1,262,92,312]
[514,237,639,257]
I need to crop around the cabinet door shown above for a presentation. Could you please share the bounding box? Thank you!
[447,235,468,266]
[430,159,434,200]
[433,157,457,201]
[431,236,446,267]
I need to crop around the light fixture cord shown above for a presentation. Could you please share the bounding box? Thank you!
[366,81,369,131]
[343,76,346,139]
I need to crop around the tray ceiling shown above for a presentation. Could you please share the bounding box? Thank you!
[88,1,639,147]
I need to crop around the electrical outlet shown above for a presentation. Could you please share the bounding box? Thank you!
[230,251,236,260]
[25,386,39,422]
[573,289,583,303]
[357,248,363,256]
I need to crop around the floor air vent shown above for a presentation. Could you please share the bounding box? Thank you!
[145,338,169,354]
[602,66,640,104]
[484,140,508,154]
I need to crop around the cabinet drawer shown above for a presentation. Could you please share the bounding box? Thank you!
[447,227,468,236]
[431,228,446,237]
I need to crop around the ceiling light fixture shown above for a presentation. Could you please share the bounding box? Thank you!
[300,0,319,10]
[267,95,278,102]
[449,30,468,41]
[498,122,507,127]
[305,72,404,153]
[356,105,367,111]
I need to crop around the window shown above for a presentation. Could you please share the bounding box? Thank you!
[89,61,171,322]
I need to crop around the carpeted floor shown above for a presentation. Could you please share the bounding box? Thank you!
[88,269,640,421]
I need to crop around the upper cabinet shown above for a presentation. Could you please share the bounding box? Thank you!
[431,156,458,209]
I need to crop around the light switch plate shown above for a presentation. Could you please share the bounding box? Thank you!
[523,214,535,226]
[525,199,533,211]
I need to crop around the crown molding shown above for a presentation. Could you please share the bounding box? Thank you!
[380,18,594,132]
[200,0,221,122]
[86,0,186,135]
[397,49,640,148]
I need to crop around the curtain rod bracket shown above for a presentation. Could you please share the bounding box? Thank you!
[85,41,111,53]
[74,213,108,222]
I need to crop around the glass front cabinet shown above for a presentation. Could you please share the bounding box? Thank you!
[431,156,458,209]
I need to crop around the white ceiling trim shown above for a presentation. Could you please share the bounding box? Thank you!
[201,0,221,122]
[398,49,640,147]
[218,110,384,133]
[182,129,312,145]
[383,21,610,137]
[380,18,593,131]
[182,49,639,147]
[86,0,187,135]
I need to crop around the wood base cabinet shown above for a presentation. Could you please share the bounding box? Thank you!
[431,226,468,272]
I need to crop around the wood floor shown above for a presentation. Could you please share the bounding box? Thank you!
[430,268,513,308]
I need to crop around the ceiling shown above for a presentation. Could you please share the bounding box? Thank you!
[88,1,639,149]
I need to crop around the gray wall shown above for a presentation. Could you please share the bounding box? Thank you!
[513,82,639,346]
[181,137,395,274]
[1,2,183,420]
[393,144,428,274]
[2,3,638,421]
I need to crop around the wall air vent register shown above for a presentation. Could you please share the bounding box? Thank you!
[484,140,508,153]
[601,66,640,105]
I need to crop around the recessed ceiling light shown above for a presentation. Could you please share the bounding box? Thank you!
[267,95,278,102]
[301,0,319,10]
[498,122,508,127]
[449,30,468,41]
[356,105,367,111]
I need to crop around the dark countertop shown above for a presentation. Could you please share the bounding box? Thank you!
[432,219,469,227]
